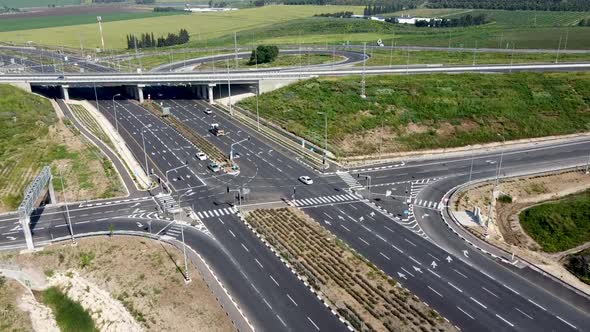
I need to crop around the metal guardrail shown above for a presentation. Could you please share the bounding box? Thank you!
[2,63,590,84]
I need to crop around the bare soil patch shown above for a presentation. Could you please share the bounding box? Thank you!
[0,277,34,332]
[246,208,455,332]
[0,236,235,332]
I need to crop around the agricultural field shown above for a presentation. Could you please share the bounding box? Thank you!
[362,48,590,67]
[0,5,363,49]
[0,0,81,7]
[238,72,590,157]
[445,9,590,27]
[0,84,124,211]
[246,208,453,331]
[520,189,590,253]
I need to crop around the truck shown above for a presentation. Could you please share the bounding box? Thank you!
[209,123,225,136]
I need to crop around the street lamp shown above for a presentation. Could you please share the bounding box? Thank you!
[317,111,328,168]
[230,137,250,161]
[165,163,189,191]
[585,151,590,174]
[59,167,76,245]
[141,124,152,182]
[112,93,121,134]
[485,133,505,237]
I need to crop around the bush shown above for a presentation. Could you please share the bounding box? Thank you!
[497,194,512,203]
[42,287,97,332]
[249,45,279,65]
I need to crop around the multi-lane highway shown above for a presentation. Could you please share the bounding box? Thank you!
[1,91,590,331]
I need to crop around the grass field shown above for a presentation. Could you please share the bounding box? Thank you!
[520,189,590,253]
[0,11,183,32]
[0,85,124,211]
[0,0,81,7]
[362,48,590,66]
[0,5,363,49]
[446,9,590,27]
[238,72,590,156]
[41,286,97,332]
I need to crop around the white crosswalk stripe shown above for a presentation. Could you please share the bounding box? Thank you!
[293,194,359,207]
[337,171,363,188]
[194,207,238,219]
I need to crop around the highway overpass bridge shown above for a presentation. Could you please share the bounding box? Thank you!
[3,62,590,102]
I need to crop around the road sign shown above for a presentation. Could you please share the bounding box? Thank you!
[403,210,409,215]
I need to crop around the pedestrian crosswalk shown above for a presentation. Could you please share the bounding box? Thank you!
[337,171,362,189]
[155,193,180,213]
[293,194,359,207]
[413,199,442,210]
[196,207,238,219]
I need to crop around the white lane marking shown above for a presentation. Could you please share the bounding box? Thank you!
[401,267,415,278]
[428,269,441,278]
[556,316,577,330]
[454,268,468,278]
[503,284,520,295]
[270,275,280,287]
[408,256,422,265]
[276,314,287,327]
[527,299,546,311]
[287,294,298,306]
[457,306,474,319]
[263,298,272,310]
[404,238,417,247]
[448,281,463,293]
[358,237,370,245]
[379,252,390,260]
[482,286,500,298]
[229,229,236,237]
[340,224,350,232]
[241,243,249,252]
[427,253,440,261]
[391,244,403,253]
[307,317,320,331]
[255,258,263,269]
[428,286,443,297]
[384,225,394,233]
[515,308,533,320]
[323,213,333,220]
[495,314,514,327]
[470,297,487,309]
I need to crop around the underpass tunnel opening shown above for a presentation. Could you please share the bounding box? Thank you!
[31,84,133,101]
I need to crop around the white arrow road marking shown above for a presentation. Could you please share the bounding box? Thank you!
[446,255,453,263]
[136,222,143,228]
[338,215,345,220]
[463,250,469,258]
[412,266,423,273]
[6,236,17,241]
[324,220,331,226]
[359,216,364,222]
[430,261,437,269]
[370,212,375,217]
[397,272,407,280]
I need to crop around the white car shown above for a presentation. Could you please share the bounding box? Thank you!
[196,152,207,161]
[204,108,213,115]
[299,176,313,185]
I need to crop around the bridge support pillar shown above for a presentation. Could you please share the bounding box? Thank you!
[208,84,215,104]
[195,85,202,99]
[137,85,145,103]
[48,175,56,204]
[61,85,70,101]
[201,86,207,100]
[20,215,34,251]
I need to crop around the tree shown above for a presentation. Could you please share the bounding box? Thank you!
[108,224,115,238]
[249,45,279,65]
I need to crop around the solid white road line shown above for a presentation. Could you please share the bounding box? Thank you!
[270,275,280,286]
[556,316,577,330]
[276,314,287,327]
[287,294,298,306]
[527,299,547,311]
[255,258,263,269]
[241,243,249,252]
[470,297,487,309]
[448,281,463,293]
[229,230,236,238]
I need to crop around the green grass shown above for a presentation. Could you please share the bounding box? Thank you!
[41,286,98,332]
[565,247,590,285]
[445,9,590,27]
[520,189,590,253]
[362,48,590,66]
[0,0,81,8]
[238,72,590,156]
[0,5,363,49]
[0,11,184,33]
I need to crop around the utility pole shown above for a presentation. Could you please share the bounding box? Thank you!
[112,93,121,134]
[59,167,76,245]
[361,42,366,98]
[555,35,562,64]
[181,224,191,283]
[226,59,232,115]
[97,16,105,52]
[234,31,238,69]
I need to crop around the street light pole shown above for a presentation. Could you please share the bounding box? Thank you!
[256,85,260,131]
[485,134,505,237]
[112,93,121,134]
[59,167,76,245]
[141,125,151,179]
[585,151,590,174]
[317,111,328,167]
[181,224,191,282]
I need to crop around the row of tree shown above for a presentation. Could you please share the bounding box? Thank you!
[125,29,190,49]
[413,14,491,27]
[314,11,354,18]
[426,0,590,12]
[363,2,417,16]
[248,45,279,65]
